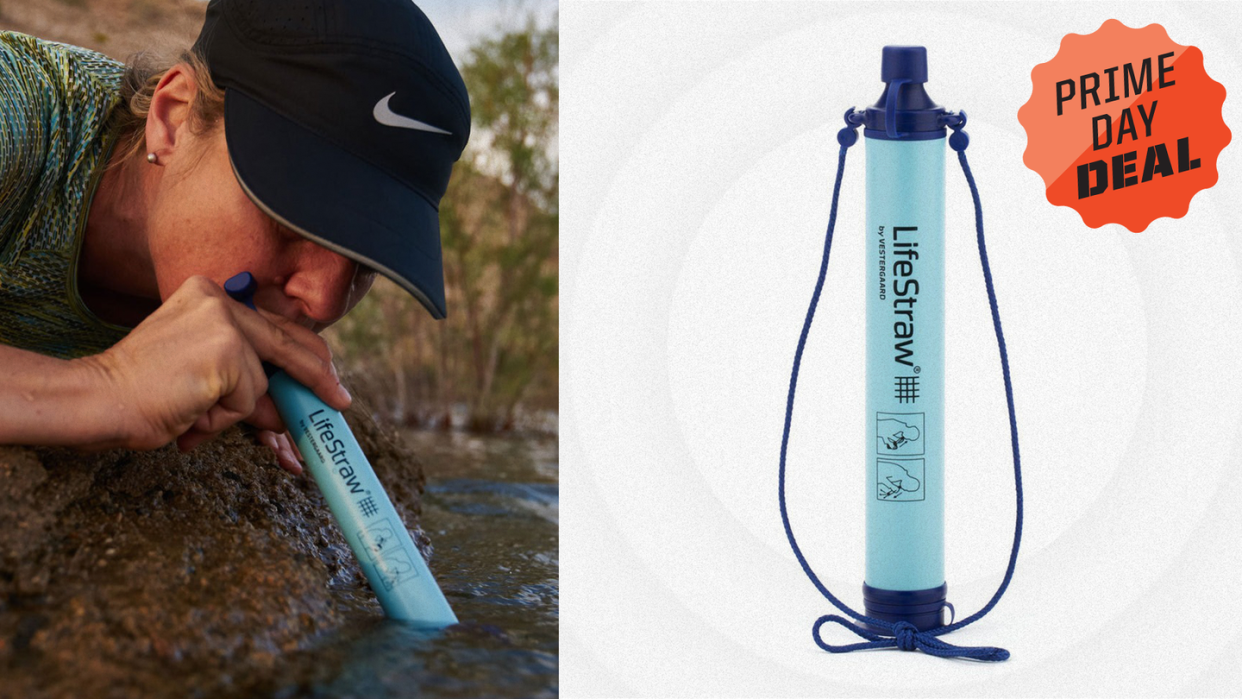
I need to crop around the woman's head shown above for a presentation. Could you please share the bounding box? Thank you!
[99,49,376,332]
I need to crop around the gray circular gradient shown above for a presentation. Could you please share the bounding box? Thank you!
[562,2,1242,696]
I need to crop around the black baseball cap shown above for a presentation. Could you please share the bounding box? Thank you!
[192,0,471,319]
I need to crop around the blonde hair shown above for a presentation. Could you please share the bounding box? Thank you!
[104,46,226,172]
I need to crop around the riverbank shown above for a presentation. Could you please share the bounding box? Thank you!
[0,397,433,698]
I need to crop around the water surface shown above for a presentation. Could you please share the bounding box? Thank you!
[243,431,559,698]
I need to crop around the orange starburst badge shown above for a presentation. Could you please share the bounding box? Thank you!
[1018,19,1230,232]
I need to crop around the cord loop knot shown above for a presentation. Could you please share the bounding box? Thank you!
[892,622,919,651]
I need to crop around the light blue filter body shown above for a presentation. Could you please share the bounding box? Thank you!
[270,372,459,627]
[864,136,945,592]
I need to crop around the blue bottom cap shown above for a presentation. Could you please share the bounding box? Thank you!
[863,582,947,634]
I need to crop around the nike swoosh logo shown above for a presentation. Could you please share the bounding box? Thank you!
[373,92,452,135]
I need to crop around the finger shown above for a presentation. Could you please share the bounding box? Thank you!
[254,307,335,367]
[283,431,305,463]
[194,362,262,434]
[177,427,218,453]
[274,431,302,465]
[272,431,303,475]
[178,360,261,457]
[193,411,212,433]
[227,304,352,412]
[255,429,301,475]
[255,428,276,450]
[243,394,287,434]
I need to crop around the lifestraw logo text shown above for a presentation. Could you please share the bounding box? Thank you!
[891,226,919,367]
[308,409,366,494]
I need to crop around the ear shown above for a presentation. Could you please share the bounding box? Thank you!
[144,63,200,163]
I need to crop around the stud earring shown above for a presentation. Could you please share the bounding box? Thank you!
[146,152,158,164]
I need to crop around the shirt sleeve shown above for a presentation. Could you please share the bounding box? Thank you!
[0,31,55,254]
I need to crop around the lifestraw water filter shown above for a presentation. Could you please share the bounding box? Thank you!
[778,47,1023,660]
[225,271,458,628]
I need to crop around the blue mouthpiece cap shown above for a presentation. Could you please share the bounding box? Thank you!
[223,271,279,379]
[864,45,945,140]
[881,46,928,83]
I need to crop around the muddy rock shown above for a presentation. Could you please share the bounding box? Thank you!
[0,389,433,699]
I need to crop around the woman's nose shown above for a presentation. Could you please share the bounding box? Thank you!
[284,246,362,327]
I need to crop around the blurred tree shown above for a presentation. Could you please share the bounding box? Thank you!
[446,14,558,429]
[326,15,559,432]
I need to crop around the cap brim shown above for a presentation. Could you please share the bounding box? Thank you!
[223,88,447,319]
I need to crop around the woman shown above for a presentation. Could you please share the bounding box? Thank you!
[0,0,470,474]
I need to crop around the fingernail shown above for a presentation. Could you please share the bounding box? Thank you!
[338,385,352,403]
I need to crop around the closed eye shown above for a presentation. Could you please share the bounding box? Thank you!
[269,215,379,281]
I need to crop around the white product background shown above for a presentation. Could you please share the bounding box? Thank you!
[560,2,1242,696]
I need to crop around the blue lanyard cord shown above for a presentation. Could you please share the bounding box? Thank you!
[778,109,1023,662]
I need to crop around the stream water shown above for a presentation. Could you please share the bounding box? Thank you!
[241,430,560,698]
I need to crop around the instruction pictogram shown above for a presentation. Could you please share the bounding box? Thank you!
[877,458,925,502]
[876,412,925,456]
[356,518,422,590]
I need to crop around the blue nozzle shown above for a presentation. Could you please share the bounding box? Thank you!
[223,272,278,378]
[881,46,928,83]
[864,45,945,141]
[223,271,258,311]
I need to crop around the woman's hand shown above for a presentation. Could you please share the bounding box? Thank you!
[76,274,351,455]
[255,429,305,475]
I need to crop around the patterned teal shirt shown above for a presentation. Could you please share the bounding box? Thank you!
[0,30,132,360]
